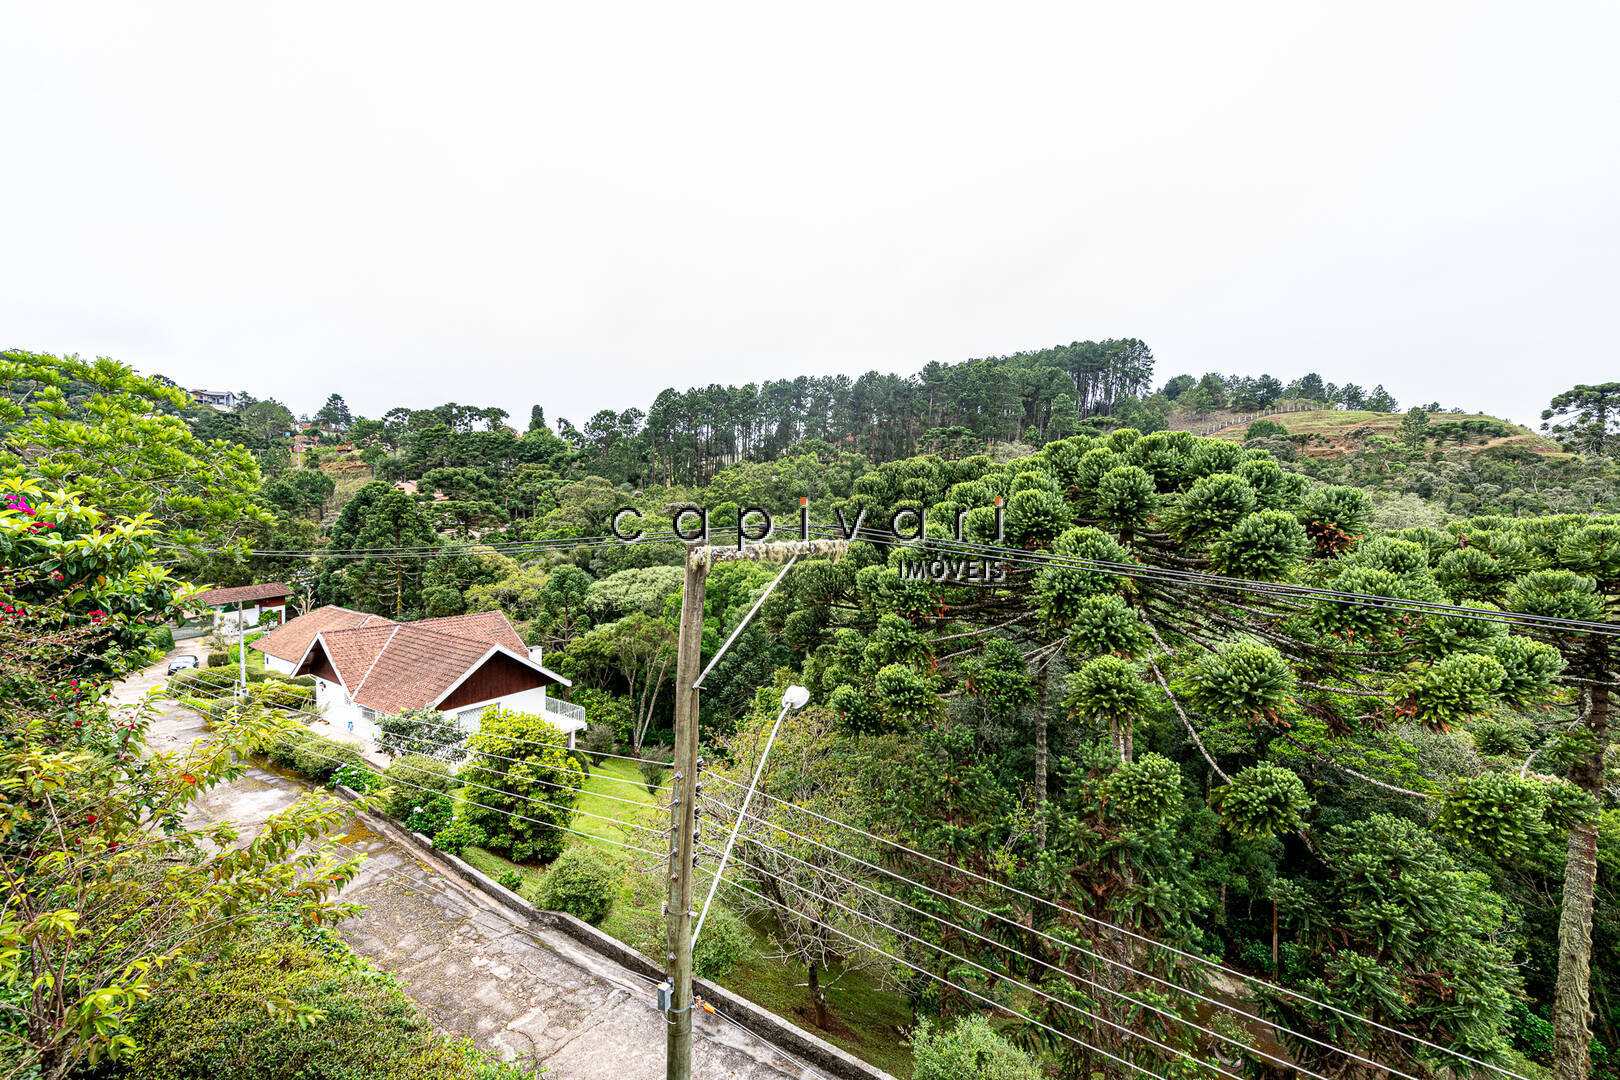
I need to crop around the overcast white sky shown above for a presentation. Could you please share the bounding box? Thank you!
[3,3,1616,428]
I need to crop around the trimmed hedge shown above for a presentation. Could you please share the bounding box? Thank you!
[383,755,456,822]
[267,730,365,784]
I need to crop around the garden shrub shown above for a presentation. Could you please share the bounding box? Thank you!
[267,730,364,785]
[496,868,525,893]
[529,846,620,925]
[329,762,381,794]
[206,649,231,667]
[432,819,488,856]
[148,626,175,651]
[578,722,617,764]
[909,1015,1040,1080]
[384,755,457,821]
[639,759,670,795]
[692,905,750,979]
[406,794,454,838]
[118,923,513,1079]
[459,707,579,864]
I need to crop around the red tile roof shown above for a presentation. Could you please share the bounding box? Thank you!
[260,605,559,715]
[417,610,528,653]
[193,583,290,607]
[250,605,395,663]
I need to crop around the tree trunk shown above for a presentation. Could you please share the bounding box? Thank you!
[1034,668,1049,849]
[1554,667,1610,1080]
[808,960,829,1029]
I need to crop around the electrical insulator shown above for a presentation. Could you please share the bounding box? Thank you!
[695,756,705,768]
[694,783,704,795]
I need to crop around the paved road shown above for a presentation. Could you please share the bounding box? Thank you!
[122,649,811,1080]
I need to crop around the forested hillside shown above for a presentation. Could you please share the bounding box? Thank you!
[5,347,1618,1080]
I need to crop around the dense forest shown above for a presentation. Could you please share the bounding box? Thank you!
[4,346,1619,1080]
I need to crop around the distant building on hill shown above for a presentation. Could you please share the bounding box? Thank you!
[189,388,238,410]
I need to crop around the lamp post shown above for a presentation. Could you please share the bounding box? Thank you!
[692,684,809,947]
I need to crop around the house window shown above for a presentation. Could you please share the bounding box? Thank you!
[360,707,375,721]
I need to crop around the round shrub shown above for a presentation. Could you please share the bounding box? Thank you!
[206,650,231,667]
[693,905,751,979]
[431,819,488,856]
[383,755,456,822]
[909,1015,1040,1080]
[529,846,620,925]
[148,626,175,651]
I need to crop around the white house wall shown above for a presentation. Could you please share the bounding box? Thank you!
[313,678,383,745]
[264,654,297,675]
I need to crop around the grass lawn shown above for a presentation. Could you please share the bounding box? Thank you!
[462,757,916,1076]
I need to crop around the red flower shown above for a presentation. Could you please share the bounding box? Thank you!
[86,814,97,824]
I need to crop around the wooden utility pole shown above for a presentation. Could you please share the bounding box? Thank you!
[665,544,710,1080]
[237,600,247,700]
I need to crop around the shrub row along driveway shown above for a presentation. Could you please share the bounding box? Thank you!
[118,650,810,1080]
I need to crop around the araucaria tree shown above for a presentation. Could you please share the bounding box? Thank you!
[780,428,1611,1077]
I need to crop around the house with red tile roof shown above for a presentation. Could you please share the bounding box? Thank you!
[192,582,289,632]
[251,605,585,748]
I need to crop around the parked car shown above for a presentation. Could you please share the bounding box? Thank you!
[167,655,200,675]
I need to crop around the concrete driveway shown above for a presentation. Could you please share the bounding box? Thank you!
[124,648,812,1080]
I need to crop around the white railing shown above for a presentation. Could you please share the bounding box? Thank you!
[544,697,587,725]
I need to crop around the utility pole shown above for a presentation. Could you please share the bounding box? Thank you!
[664,543,710,1080]
[237,600,247,701]
[660,537,845,1080]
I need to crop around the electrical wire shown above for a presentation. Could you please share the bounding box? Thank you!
[693,827,1323,1080]
[696,803,1341,1080]
[171,684,663,836]
[698,773,1532,1080]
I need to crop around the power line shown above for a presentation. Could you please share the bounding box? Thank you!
[699,773,1531,1080]
[694,808,1339,1080]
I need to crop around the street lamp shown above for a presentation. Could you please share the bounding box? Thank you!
[691,684,810,946]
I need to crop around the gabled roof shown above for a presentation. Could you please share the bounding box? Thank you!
[267,604,569,717]
[250,604,395,663]
[416,610,528,654]
[193,582,289,607]
[301,624,568,714]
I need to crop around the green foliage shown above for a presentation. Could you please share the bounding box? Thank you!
[117,924,514,1080]
[909,1014,1041,1080]
[693,906,751,979]
[1063,594,1145,657]
[529,846,620,925]
[329,762,381,794]
[1183,642,1293,722]
[1212,763,1311,841]
[268,729,366,785]
[377,707,466,763]
[1103,752,1183,824]
[383,755,456,822]
[206,649,231,667]
[1065,656,1151,726]
[1438,772,1592,856]
[459,707,581,863]
[639,756,670,795]
[431,819,488,856]
[406,795,454,838]
[1398,652,1505,730]
[496,868,525,893]
[1245,418,1288,441]
[1210,509,1309,580]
